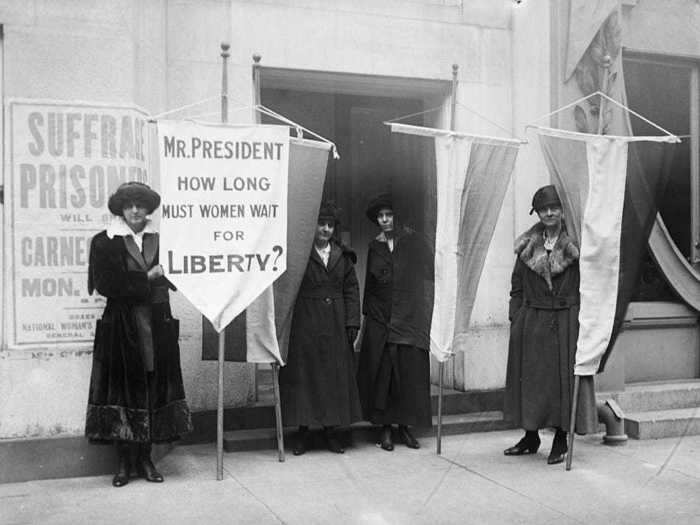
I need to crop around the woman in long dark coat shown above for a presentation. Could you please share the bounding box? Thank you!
[504,185,597,465]
[357,194,434,451]
[85,182,192,486]
[280,202,362,455]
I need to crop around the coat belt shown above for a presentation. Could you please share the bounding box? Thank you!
[297,291,343,300]
[523,296,579,310]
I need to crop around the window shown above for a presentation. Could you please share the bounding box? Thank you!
[624,54,700,300]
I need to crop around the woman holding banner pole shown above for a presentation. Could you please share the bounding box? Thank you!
[280,202,362,455]
[85,182,192,487]
[504,185,596,465]
[357,193,434,451]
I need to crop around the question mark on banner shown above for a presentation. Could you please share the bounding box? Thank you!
[272,245,284,271]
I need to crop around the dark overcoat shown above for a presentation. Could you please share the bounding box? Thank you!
[279,242,362,427]
[504,222,597,433]
[85,230,192,443]
[357,229,434,427]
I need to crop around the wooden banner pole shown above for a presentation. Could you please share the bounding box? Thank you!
[272,363,285,462]
[216,42,230,482]
[436,63,459,456]
[216,332,225,480]
[436,361,445,455]
[565,375,580,471]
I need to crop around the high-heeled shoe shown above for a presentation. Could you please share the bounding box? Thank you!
[503,431,541,456]
[137,443,164,482]
[398,425,420,449]
[547,429,567,465]
[378,425,393,451]
[112,442,130,487]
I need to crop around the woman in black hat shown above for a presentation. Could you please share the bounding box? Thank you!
[503,184,596,464]
[85,181,192,486]
[280,201,362,455]
[357,194,434,451]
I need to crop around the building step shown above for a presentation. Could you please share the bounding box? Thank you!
[256,366,502,416]
[223,411,511,452]
[624,407,700,440]
[613,380,700,412]
[182,386,504,445]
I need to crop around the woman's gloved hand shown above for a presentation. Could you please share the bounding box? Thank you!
[147,264,164,281]
[346,327,359,347]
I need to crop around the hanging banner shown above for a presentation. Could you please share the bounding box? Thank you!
[389,123,522,363]
[158,121,290,340]
[534,125,677,375]
[7,99,149,346]
[201,137,331,364]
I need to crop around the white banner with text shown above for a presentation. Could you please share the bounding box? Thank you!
[157,121,289,335]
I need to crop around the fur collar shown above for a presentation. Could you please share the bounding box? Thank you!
[514,222,579,290]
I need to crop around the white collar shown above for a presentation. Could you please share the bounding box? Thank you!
[315,242,331,254]
[106,216,156,239]
[375,231,395,252]
[375,232,389,242]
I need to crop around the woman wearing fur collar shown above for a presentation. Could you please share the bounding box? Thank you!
[85,182,192,486]
[503,185,597,465]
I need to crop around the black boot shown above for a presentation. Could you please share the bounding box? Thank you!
[138,443,164,482]
[293,426,309,456]
[398,425,420,449]
[547,429,568,465]
[112,442,130,487]
[378,425,394,451]
[504,430,541,456]
[324,426,345,454]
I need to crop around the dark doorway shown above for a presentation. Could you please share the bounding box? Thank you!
[260,88,435,287]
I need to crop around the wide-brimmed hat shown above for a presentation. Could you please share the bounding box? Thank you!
[108,181,161,216]
[529,184,561,215]
[318,201,342,225]
[365,193,393,224]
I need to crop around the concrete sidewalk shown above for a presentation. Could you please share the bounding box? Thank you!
[2,429,699,524]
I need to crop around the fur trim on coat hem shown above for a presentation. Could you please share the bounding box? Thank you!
[85,399,192,444]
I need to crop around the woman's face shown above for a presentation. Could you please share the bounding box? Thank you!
[536,205,563,229]
[315,219,335,244]
[376,207,394,233]
[122,201,149,233]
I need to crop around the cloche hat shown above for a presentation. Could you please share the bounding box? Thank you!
[529,184,561,215]
[318,201,342,224]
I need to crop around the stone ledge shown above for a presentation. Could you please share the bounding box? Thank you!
[223,411,512,452]
[614,380,700,412]
[0,436,171,485]
[625,407,700,440]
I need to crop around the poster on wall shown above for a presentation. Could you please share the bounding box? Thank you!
[7,100,150,346]
[157,121,289,348]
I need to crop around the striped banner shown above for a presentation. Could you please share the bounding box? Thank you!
[390,124,522,362]
[534,126,677,374]
[202,137,331,363]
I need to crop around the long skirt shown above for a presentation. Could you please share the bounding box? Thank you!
[358,319,432,427]
[85,302,192,443]
[279,338,362,428]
